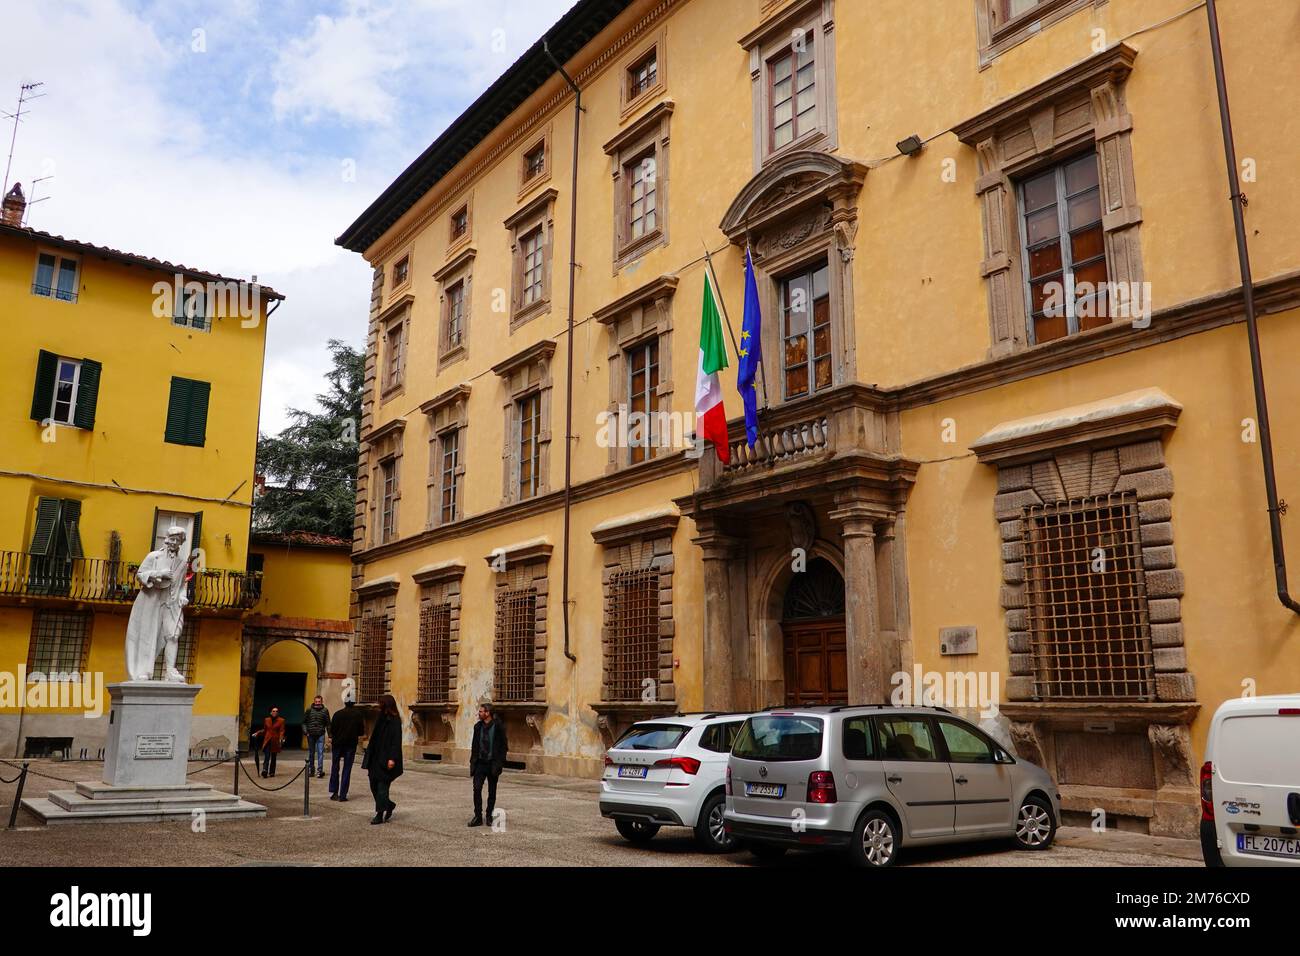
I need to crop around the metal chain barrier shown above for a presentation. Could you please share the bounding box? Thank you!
[185,756,233,777]
[238,758,307,792]
[0,758,79,786]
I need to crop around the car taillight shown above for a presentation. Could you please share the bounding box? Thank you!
[653,755,700,775]
[603,754,613,767]
[726,765,732,796]
[1280,708,1300,715]
[807,770,837,804]
[1200,761,1214,821]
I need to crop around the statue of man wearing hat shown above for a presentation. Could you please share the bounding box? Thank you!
[124,526,194,682]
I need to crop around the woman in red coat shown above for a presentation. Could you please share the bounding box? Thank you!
[252,707,286,778]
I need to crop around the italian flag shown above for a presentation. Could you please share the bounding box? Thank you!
[695,271,730,464]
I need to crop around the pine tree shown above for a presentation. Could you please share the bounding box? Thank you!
[254,339,364,538]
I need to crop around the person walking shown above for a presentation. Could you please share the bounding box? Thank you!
[302,695,330,778]
[328,690,366,802]
[252,706,286,778]
[365,693,403,825]
[468,702,508,827]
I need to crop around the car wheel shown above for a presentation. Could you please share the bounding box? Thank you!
[1013,795,1056,850]
[695,792,736,853]
[748,842,788,862]
[615,819,660,844]
[850,809,899,868]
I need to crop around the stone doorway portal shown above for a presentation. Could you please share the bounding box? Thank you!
[781,558,847,705]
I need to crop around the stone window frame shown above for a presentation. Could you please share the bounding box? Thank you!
[619,27,666,120]
[594,274,678,473]
[412,561,465,704]
[388,248,413,299]
[517,124,553,198]
[504,188,557,331]
[740,0,839,173]
[448,195,472,251]
[433,248,474,370]
[364,418,405,547]
[591,511,679,705]
[355,577,399,705]
[974,0,1107,68]
[420,384,470,529]
[969,387,1194,705]
[604,101,673,273]
[492,340,556,506]
[377,294,413,403]
[484,540,552,703]
[720,151,867,412]
[954,43,1143,360]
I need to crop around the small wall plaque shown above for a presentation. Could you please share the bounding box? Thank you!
[134,734,175,760]
[939,626,977,656]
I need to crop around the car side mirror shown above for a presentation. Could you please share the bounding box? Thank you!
[994,749,1014,764]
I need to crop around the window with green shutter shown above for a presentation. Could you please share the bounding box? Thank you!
[164,377,211,446]
[29,350,100,429]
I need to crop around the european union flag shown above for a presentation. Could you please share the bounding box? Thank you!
[738,247,763,447]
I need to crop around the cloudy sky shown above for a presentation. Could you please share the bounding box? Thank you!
[5,0,575,434]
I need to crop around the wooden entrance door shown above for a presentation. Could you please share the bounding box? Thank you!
[782,618,848,706]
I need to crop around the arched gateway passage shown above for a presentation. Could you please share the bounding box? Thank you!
[781,558,847,705]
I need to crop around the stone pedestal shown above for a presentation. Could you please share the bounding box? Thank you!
[23,681,265,826]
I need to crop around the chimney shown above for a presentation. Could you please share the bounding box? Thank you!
[2,183,25,226]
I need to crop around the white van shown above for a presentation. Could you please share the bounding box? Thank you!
[1200,694,1300,867]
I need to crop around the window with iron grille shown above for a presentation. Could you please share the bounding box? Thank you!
[439,429,460,524]
[418,602,451,703]
[27,610,91,674]
[605,568,659,701]
[358,614,390,704]
[494,587,537,702]
[1022,492,1155,700]
[153,618,199,681]
[517,392,541,500]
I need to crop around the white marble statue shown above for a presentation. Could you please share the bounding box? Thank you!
[124,527,193,682]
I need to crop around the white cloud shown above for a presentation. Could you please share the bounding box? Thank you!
[271,4,407,125]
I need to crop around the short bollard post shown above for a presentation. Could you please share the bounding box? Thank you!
[233,751,240,797]
[7,763,30,830]
[303,757,310,818]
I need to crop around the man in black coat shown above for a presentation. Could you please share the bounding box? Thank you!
[468,702,508,827]
[328,693,367,801]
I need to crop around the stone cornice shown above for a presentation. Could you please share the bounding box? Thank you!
[361,417,406,446]
[969,388,1182,466]
[591,507,680,547]
[355,575,400,599]
[503,187,558,231]
[419,383,472,416]
[592,274,679,325]
[411,560,467,586]
[719,149,867,242]
[376,293,414,326]
[432,246,476,282]
[492,338,557,378]
[999,701,1200,725]
[602,99,674,155]
[485,538,553,568]
[953,43,1138,145]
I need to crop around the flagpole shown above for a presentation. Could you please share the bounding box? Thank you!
[700,241,742,360]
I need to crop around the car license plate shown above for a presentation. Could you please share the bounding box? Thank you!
[1237,833,1300,859]
[617,765,648,779]
[745,782,785,798]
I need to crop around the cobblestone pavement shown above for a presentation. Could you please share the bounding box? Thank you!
[0,757,1199,868]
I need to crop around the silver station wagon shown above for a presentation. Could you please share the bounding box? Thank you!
[724,705,1061,867]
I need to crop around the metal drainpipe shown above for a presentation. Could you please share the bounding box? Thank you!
[1205,0,1300,614]
[544,40,582,661]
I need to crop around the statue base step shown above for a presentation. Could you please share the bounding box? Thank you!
[22,780,265,825]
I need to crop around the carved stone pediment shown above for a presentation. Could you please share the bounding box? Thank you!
[719,150,867,246]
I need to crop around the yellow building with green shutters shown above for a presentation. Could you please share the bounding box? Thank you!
[0,184,281,758]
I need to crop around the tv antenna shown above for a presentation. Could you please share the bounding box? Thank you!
[3,81,45,199]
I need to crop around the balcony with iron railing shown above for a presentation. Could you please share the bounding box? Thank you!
[0,551,263,610]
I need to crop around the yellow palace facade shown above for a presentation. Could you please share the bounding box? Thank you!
[337,0,1300,838]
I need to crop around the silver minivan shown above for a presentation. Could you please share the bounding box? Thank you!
[724,705,1061,867]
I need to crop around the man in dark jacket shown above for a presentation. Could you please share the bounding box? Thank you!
[468,702,508,827]
[303,695,331,778]
[328,692,366,801]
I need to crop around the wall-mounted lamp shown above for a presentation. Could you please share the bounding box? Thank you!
[896,134,924,157]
